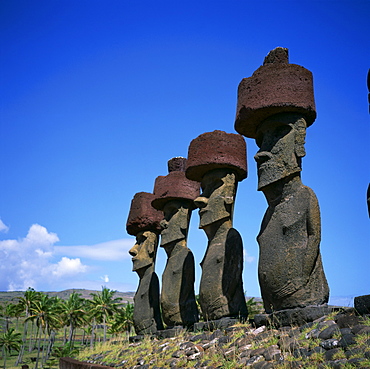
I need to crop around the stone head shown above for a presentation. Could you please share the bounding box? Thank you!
[185,130,246,231]
[152,157,200,247]
[254,113,307,190]
[126,192,162,275]
[194,168,237,229]
[159,199,192,247]
[129,230,158,273]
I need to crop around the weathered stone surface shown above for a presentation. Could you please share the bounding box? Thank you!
[354,294,370,315]
[186,131,248,321]
[152,159,199,328]
[235,47,316,139]
[168,156,187,172]
[59,357,115,369]
[251,361,274,369]
[278,336,300,351]
[159,240,198,327]
[351,324,369,335]
[320,338,340,350]
[264,305,331,328]
[255,121,329,311]
[263,346,282,361]
[235,49,329,313]
[156,327,184,339]
[319,324,341,340]
[130,249,163,335]
[338,333,356,348]
[74,308,370,369]
[194,317,239,331]
[126,192,163,235]
[324,348,343,361]
[196,217,247,320]
[336,314,360,329]
[127,192,163,335]
[185,130,247,182]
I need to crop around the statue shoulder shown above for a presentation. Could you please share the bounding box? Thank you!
[226,228,243,246]
[301,185,319,202]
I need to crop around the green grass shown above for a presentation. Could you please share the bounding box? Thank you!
[0,317,114,369]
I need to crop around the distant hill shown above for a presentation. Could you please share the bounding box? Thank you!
[0,289,134,305]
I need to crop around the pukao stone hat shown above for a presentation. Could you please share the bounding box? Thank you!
[235,47,316,139]
[126,192,163,236]
[185,130,247,182]
[152,157,200,210]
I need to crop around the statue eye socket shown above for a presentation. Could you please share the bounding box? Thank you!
[167,207,178,218]
[201,178,223,197]
[137,234,147,244]
[164,203,179,217]
[256,135,263,148]
[273,125,292,140]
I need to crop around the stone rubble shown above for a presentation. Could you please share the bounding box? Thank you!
[81,308,370,369]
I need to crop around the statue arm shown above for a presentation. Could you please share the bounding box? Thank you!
[275,188,321,298]
[304,188,321,279]
[222,228,244,296]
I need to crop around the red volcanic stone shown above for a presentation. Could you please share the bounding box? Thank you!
[185,130,247,182]
[152,171,200,210]
[235,47,316,139]
[168,157,187,172]
[263,46,289,64]
[126,192,163,236]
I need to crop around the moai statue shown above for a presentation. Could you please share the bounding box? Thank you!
[185,130,248,321]
[152,157,200,328]
[235,47,329,313]
[126,192,164,335]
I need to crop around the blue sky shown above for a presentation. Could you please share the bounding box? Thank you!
[1,0,369,306]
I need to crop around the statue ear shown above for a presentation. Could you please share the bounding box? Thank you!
[294,119,307,158]
[223,173,236,205]
[178,206,190,230]
[144,232,156,256]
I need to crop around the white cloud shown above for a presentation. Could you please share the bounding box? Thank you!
[0,219,9,233]
[51,257,87,277]
[0,224,88,291]
[55,239,134,261]
[26,224,59,246]
[243,249,255,263]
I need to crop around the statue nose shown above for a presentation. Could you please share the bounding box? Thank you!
[254,151,273,164]
[160,219,168,229]
[129,245,138,257]
[194,196,208,209]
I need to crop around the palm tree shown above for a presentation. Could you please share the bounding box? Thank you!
[26,293,62,369]
[108,302,134,337]
[89,287,122,343]
[0,328,22,369]
[60,292,87,348]
[5,302,23,331]
[2,303,16,332]
[16,288,41,364]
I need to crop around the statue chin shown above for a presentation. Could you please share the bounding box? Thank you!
[257,163,301,191]
[160,237,185,248]
[199,211,230,229]
[160,229,185,246]
[132,260,152,272]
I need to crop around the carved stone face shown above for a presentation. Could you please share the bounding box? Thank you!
[194,168,236,229]
[160,200,190,246]
[254,116,306,190]
[129,230,157,272]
